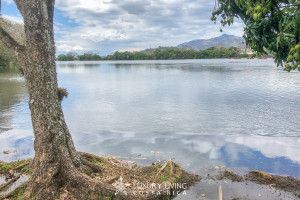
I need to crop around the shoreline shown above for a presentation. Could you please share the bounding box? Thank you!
[1,157,300,199]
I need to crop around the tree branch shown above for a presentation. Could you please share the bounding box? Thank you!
[13,0,25,17]
[0,23,25,56]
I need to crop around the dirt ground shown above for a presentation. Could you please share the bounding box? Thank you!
[1,155,300,200]
[0,153,199,200]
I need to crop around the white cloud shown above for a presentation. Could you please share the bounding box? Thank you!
[2,0,14,4]
[119,47,143,52]
[227,136,300,164]
[53,0,244,54]
[57,44,84,52]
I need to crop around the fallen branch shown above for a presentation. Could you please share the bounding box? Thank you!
[78,152,106,163]
[0,174,21,192]
[0,180,29,200]
[155,159,172,178]
[81,158,102,173]
[13,162,30,171]
[156,159,177,178]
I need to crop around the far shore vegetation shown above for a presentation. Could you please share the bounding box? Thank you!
[56,46,249,61]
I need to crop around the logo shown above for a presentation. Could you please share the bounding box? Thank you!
[112,177,131,195]
[112,178,189,197]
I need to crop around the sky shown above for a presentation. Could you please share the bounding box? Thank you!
[1,0,245,55]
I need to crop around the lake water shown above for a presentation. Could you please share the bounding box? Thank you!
[1,59,300,179]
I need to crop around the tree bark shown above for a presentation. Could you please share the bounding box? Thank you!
[0,1,120,199]
[2,1,180,199]
[0,23,25,56]
[1,1,84,199]
[1,1,200,200]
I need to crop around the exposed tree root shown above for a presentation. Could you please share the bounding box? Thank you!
[0,180,29,200]
[0,153,199,200]
[0,174,21,191]
[13,162,30,171]
[79,152,105,162]
[81,158,102,175]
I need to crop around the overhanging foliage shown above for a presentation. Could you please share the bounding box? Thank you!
[211,0,300,71]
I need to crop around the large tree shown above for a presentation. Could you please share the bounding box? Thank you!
[0,1,116,199]
[211,0,300,71]
[0,1,199,199]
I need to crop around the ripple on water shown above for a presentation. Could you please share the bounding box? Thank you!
[1,59,300,179]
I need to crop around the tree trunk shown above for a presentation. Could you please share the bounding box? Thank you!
[2,1,191,199]
[11,1,84,199]
[0,1,120,199]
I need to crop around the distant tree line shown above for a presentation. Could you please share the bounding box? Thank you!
[57,53,102,61]
[57,46,248,61]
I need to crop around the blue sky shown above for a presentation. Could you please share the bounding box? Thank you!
[2,0,244,55]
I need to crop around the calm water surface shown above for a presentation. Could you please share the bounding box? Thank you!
[0,59,300,179]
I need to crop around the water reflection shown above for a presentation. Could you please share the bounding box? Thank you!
[73,131,300,178]
[57,60,300,136]
[0,69,28,133]
[0,129,33,162]
[0,60,300,179]
[1,129,299,178]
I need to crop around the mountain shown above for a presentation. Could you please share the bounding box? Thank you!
[177,34,245,50]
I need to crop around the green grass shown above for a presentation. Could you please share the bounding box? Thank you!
[0,160,31,174]
[108,194,114,200]
[0,164,10,172]
[160,175,169,183]
[158,166,171,183]
[10,160,25,167]
[92,157,97,164]
[175,175,181,182]
[152,164,162,169]
[20,165,30,174]
[10,188,25,200]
